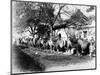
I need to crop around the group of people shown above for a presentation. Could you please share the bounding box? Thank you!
[14,33,95,57]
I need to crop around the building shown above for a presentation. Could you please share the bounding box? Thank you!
[77,20,95,41]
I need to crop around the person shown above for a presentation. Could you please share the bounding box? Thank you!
[56,34,66,52]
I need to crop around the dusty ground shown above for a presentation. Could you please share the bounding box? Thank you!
[40,54,95,71]
[12,46,96,74]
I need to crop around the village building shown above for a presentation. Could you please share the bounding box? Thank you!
[53,9,95,42]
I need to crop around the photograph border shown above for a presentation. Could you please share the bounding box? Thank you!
[10,0,97,74]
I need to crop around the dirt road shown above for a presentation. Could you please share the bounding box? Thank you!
[12,46,96,74]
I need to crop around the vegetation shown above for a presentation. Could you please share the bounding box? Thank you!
[13,1,95,47]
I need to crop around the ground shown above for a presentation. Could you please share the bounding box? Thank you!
[12,45,96,74]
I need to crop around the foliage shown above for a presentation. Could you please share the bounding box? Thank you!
[14,2,91,40]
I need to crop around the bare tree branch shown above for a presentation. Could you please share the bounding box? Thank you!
[52,4,66,27]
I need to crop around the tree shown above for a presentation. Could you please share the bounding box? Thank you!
[14,2,66,38]
[14,2,43,38]
[15,2,82,42]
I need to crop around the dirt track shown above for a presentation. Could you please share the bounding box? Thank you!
[12,46,96,74]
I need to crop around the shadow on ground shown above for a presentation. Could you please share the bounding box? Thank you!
[12,45,45,73]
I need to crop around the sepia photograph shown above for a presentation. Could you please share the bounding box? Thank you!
[11,0,96,74]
